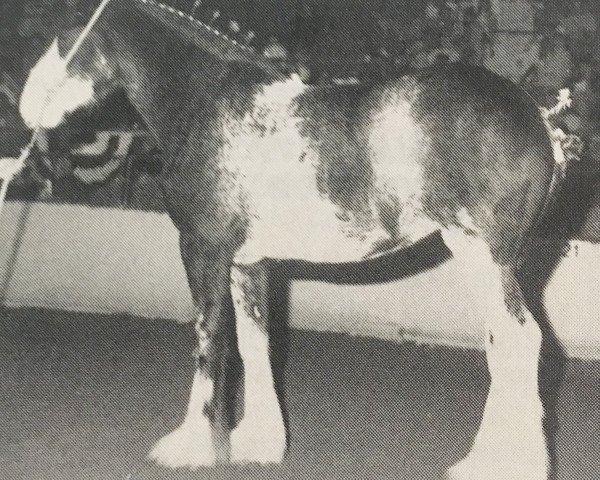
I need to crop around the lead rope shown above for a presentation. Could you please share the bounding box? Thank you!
[0,0,113,220]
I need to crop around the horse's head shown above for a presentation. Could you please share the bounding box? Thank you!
[19,27,120,130]
[20,0,282,140]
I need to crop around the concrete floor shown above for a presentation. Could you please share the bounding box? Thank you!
[0,308,597,480]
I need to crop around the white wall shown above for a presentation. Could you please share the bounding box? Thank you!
[0,201,598,360]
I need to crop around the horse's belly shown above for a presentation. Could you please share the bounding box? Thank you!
[233,187,391,265]
[231,167,440,265]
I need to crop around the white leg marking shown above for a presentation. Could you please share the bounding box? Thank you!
[148,370,217,468]
[230,267,287,464]
[443,228,549,480]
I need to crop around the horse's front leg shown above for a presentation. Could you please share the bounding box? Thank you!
[229,262,287,464]
[149,233,243,468]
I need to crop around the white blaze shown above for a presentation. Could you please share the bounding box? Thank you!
[19,38,95,129]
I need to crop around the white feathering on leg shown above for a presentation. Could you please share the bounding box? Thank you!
[442,226,549,480]
[230,267,287,464]
[148,370,217,469]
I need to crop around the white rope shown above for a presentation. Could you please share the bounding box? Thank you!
[63,0,114,65]
[0,131,41,218]
[0,0,114,220]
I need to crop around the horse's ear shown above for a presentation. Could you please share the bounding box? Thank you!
[34,37,65,70]
[49,38,62,58]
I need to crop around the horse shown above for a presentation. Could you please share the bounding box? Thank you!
[18,1,566,478]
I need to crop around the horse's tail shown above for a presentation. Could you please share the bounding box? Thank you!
[514,108,575,268]
[537,88,584,219]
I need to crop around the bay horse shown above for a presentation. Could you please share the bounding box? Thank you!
[19,1,566,478]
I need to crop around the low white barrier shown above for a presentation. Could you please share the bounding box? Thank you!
[0,201,598,360]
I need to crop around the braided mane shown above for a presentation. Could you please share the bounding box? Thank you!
[127,0,283,78]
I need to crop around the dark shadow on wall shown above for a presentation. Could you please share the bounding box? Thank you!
[269,230,451,285]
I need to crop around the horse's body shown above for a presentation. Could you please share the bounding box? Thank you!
[162,69,553,268]
[19,1,564,478]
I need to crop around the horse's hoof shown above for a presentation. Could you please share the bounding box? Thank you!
[445,454,549,480]
[148,425,216,469]
[445,460,476,480]
[230,417,286,464]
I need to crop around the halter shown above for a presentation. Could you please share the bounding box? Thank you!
[0,0,114,219]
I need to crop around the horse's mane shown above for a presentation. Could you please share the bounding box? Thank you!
[120,0,283,79]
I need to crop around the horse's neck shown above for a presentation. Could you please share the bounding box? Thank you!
[104,14,228,156]
[123,70,179,144]
[122,53,225,148]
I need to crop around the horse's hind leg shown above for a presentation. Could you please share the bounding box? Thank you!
[229,262,287,464]
[149,233,243,468]
[442,228,549,480]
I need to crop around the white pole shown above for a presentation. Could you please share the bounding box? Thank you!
[0,130,40,220]
[0,179,10,214]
